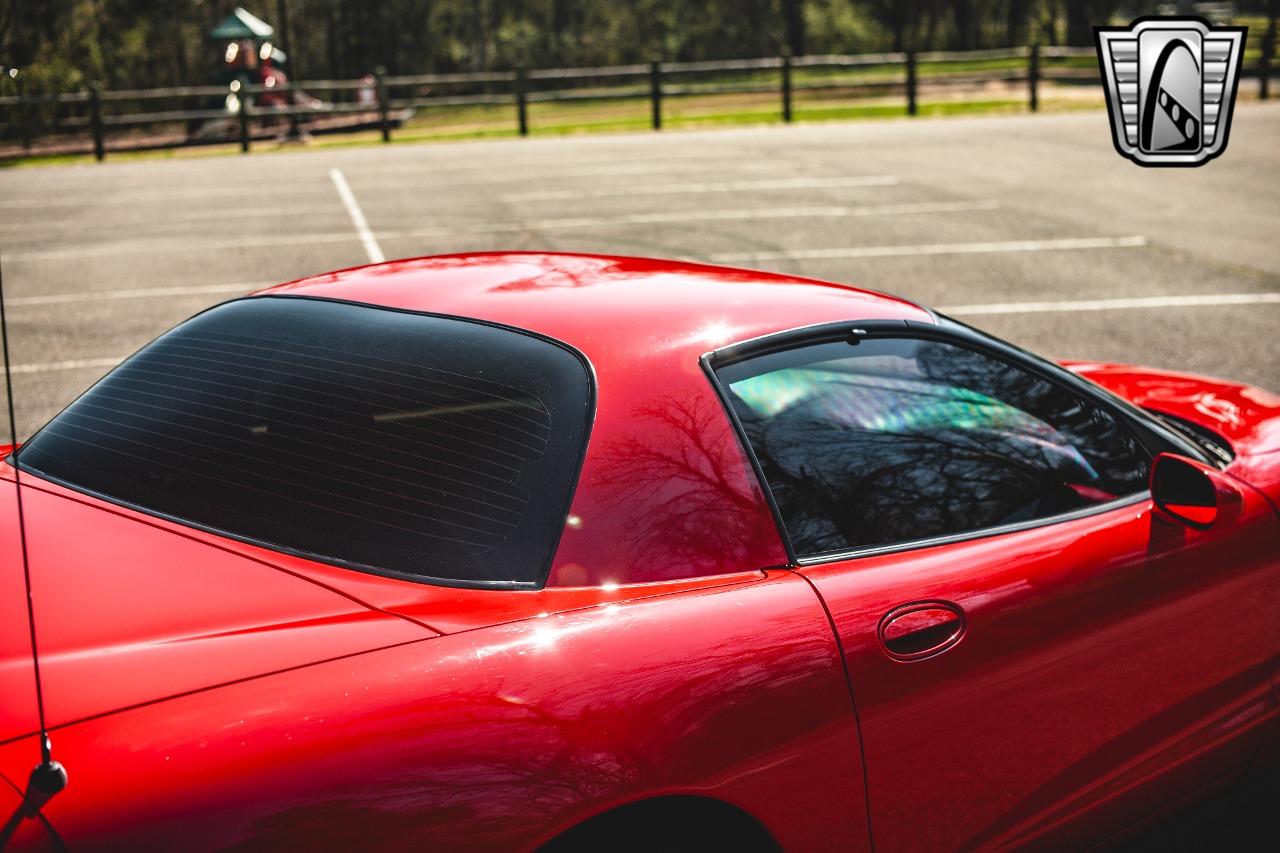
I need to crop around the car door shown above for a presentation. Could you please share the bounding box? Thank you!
[707,322,1280,851]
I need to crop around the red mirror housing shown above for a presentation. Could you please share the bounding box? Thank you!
[1149,452,1235,530]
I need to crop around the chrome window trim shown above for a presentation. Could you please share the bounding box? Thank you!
[793,492,1150,567]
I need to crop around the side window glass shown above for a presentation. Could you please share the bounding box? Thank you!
[716,336,1150,557]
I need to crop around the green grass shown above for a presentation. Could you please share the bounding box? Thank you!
[0,85,1104,168]
[798,98,1026,120]
[0,142,247,167]
[650,53,1095,91]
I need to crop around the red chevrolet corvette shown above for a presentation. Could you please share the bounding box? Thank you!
[2,252,1277,851]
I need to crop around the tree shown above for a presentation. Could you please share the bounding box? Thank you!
[1066,1,1120,46]
[781,0,806,55]
[3,0,1103,93]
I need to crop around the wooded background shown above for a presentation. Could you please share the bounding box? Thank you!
[1,2,1270,94]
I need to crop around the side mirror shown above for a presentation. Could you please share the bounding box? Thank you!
[1149,453,1225,529]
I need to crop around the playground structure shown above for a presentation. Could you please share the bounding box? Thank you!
[191,6,401,143]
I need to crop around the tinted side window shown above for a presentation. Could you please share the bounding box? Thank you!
[17,297,592,586]
[717,337,1149,557]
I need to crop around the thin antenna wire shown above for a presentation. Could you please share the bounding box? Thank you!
[0,244,51,767]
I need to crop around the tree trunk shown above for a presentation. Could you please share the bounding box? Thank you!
[952,0,976,50]
[781,0,806,56]
[1066,2,1114,47]
[1044,0,1059,47]
[1006,0,1029,47]
[327,3,339,79]
[173,4,189,85]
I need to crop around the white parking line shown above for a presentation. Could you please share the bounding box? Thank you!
[9,357,123,375]
[3,232,359,262]
[343,149,748,176]
[0,205,347,229]
[451,160,779,182]
[12,293,1275,376]
[1,200,997,261]
[940,292,1280,315]
[493,200,996,231]
[712,236,1148,262]
[330,168,385,264]
[8,282,262,307]
[502,175,900,202]
[2,185,345,208]
[3,161,779,209]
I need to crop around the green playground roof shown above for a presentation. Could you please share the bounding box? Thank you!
[210,7,274,41]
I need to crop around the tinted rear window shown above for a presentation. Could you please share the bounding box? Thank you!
[17,297,592,587]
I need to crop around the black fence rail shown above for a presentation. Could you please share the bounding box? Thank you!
[0,39,1273,162]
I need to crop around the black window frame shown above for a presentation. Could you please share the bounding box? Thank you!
[12,295,597,591]
[702,317,1207,566]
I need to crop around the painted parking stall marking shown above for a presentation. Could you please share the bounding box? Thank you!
[712,235,1148,263]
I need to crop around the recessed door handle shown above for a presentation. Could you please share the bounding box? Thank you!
[878,601,966,661]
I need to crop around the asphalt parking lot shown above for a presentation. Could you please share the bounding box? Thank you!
[2,103,1278,437]
[0,104,1277,845]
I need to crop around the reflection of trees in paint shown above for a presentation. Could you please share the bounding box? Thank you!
[593,395,781,579]
[222,602,837,851]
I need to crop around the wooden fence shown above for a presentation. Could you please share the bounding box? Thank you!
[0,40,1273,162]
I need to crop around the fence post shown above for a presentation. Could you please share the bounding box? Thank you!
[89,83,105,161]
[515,67,529,136]
[781,52,793,122]
[16,75,31,152]
[376,66,392,142]
[1262,40,1272,101]
[1262,15,1275,100]
[905,51,917,116]
[649,60,662,130]
[1028,43,1040,112]
[238,88,251,153]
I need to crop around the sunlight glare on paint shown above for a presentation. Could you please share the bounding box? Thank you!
[692,321,737,347]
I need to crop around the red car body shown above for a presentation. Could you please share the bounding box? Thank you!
[1,253,1277,851]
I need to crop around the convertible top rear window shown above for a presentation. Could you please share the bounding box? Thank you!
[17,297,593,587]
